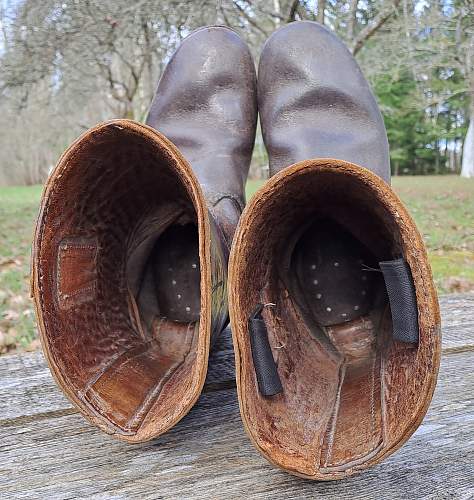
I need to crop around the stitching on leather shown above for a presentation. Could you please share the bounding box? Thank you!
[59,285,95,299]
[57,242,97,309]
[81,321,195,434]
[371,355,377,439]
[322,176,418,470]
[82,346,149,433]
[207,191,244,211]
[231,162,437,478]
[362,173,428,337]
[324,363,382,468]
[37,131,97,380]
[321,441,385,472]
[126,321,195,431]
[36,126,146,420]
[323,363,345,467]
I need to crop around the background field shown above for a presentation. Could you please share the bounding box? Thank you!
[0,176,473,354]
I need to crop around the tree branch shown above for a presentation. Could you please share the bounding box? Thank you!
[317,0,326,24]
[347,0,358,41]
[288,0,300,22]
[233,1,268,36]
[351,0,401,55]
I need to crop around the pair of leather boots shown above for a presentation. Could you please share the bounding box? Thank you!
[32,22,440,479]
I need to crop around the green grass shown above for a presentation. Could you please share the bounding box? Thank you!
[0,176,472,354]
[392,176,474,294]
[245,179,265,200]
[0,185,43,353]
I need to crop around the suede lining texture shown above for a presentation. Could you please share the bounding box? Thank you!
[229,158,441,480]
[32,119,229,442]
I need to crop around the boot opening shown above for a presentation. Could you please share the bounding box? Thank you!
[230,159,439,478]
[34,122,211,439]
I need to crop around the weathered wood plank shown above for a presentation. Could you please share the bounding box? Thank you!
[437,293,474,353]
[0,348,472,499]
[0,293,472,424]
[0,328,236,424]
[0,293,472,500]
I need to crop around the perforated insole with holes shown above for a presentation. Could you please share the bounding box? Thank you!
[152,224,201,322]
[290,219,379,326]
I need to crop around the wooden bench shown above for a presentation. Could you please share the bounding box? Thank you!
[1,293,473,499]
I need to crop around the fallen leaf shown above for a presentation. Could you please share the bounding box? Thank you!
[442,277,474,293]
[0,258,22,269]
[3,310,19,321]
[25,338,41,352]
[10,295,25,305]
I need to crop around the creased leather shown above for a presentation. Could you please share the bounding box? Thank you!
[146,25,257,245]
[258,21,390,182]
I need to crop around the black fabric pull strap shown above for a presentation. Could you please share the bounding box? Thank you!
[248,305,283,397]
[379,258,419,344]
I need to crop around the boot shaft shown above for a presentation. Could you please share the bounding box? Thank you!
[258,21,390,183]
[146,26,257,243]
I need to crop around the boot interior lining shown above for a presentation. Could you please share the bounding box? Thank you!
[233,163,435,477]
[36,124,205,437]
[285,217,388,469]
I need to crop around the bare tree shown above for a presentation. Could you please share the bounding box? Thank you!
[460,9,474,177]
[0,0,471,184]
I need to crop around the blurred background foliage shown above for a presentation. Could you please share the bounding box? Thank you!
[0,0,473,183]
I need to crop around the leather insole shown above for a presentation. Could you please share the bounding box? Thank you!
[85,321,196,434]
[289,219,384,469]
[152,223,201,322]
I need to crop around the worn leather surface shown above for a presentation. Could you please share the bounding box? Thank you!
[230,160,441,479]
[258,21,390,182]
[32,120,227,442]
[146,25,257,245]
[230,22,440,480]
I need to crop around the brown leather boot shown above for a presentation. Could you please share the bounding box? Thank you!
[32,26,257,442]
[229,21,440,479]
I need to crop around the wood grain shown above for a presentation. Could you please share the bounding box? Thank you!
[0,293,472,499]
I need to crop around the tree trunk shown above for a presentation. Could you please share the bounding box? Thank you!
[461,38,474,178]
[347,0,358,41]
[317,0,326,24]
[435,139,440,174]
[351,0,401,55]
[273,0,281,27]
[461,109,474,177]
